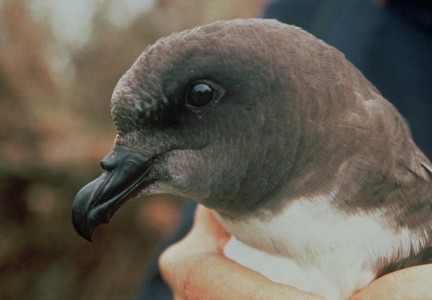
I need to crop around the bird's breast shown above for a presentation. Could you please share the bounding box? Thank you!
[215,195,426,299]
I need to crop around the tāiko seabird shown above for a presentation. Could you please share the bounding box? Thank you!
[72,19,432,299]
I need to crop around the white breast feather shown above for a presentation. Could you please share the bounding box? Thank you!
[216,196,426,300]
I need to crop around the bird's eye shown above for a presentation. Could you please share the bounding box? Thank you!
[186,82,216,108]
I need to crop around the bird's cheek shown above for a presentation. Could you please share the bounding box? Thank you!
[158,150,211,199]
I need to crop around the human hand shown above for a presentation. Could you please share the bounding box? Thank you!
[159,205,322,300]
[159,205,432,300]
[350,264,432,300]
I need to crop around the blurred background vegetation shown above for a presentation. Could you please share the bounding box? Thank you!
[0,0,264,298]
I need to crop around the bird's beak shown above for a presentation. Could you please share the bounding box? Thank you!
[72,145,154,241]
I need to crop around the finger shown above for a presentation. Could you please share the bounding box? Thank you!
[350,264,432,300]
[174,294,186,300]
[162,249,323,300]
[191,205,230,251]
[159,205,230,297]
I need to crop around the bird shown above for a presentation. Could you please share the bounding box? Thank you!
[72,19,432,299]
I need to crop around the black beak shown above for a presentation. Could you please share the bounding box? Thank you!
[72,145,154,241]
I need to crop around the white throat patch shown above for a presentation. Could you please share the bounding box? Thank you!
[216,196,426,299]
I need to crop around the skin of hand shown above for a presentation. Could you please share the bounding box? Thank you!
[159,205,432,300]
[350,264,432,300]
[159,205,324,300]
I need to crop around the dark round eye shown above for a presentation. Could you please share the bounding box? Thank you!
[186,82,216,108]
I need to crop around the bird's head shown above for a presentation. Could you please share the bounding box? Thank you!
[72,19,419,241]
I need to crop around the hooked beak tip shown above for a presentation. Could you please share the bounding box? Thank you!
[71,145,155,242]
[72,210,94,242]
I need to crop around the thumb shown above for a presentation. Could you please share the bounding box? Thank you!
[350,264,432,300]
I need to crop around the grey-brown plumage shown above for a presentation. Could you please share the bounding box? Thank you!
[72,19,432,299]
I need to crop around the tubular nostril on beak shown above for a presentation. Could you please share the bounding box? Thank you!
[100,152,117,171]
